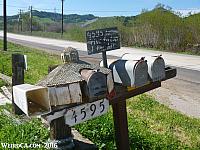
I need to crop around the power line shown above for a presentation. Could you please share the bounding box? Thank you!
[0,3,27,9]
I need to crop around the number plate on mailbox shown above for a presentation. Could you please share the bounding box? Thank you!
[64,99,109,126]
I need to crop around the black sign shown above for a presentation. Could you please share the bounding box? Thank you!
[86,27,120,55]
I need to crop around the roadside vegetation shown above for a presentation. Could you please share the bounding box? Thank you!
[0,41,200,149]
[2,4,200,55]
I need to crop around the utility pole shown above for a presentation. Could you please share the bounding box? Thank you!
[30,6,33,34]
[18,11,20,32]
[19,9,23,32]
[61,0,64,37]
[3,0,7,51]
[54,7,57,21]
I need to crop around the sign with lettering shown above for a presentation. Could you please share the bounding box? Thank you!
[64,99,109,126]
[86,27,120,55]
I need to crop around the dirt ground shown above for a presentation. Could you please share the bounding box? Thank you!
[149,78,200,118]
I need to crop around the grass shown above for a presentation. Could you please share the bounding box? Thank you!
[76,95,200,150]
[0,41,200,149]
[0,107,49,150]
[0,40,61,84]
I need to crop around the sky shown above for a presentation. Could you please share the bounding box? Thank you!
[1,0,200,17]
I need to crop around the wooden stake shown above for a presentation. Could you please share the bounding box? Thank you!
[12,54,25,115]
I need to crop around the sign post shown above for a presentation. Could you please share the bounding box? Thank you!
[102,51,108,68]
[86,27,131,149]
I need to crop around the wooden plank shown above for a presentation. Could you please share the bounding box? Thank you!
[49,86,71,106]
[0,92,11,105]
[0,73,12,85]
[69,83,82,103]
[1,86,12,100]
[109,81,161,105]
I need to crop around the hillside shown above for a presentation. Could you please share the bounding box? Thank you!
[0,10,98,26]
[1,6,200,54]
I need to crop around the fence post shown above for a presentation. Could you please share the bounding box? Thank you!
[112,100,130,150]
[12,54,25,115]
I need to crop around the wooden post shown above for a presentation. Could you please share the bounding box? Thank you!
[30,6,33,34]
[50,117,72,140]
[102,51,108,68]
[112,101,130,150]
[3,0,7,51]
[12,54,25,115]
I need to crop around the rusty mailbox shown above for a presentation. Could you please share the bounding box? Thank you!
[122,54,166,82]
[101,58,149,88]
[61,47,79,63]
[80,69,107,101]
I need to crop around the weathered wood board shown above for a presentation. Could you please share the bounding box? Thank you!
[1,86,12,100]
[0,92,11,105]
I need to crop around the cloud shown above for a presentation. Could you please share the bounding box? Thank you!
[174,8,200,17]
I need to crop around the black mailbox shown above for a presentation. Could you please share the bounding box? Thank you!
[81,69,107,101]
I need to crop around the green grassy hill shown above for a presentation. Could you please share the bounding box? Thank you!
[1,5,200,54]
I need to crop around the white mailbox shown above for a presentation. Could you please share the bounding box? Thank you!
[13,84,50,116]
[100,59,148,88]
[122,54,166,81]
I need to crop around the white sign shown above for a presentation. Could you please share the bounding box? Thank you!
[64,99,109,126]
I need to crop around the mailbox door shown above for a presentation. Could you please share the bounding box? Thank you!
[147,56,165,81]
[70,51,79,62]
[109,60,148,87]
[87,72,107,101]
[109,60,132,86]
[133,60,148,87]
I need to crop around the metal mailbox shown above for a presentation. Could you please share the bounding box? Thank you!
[101,59,149,87]
[13,84,50,116]
[81,69,107,101]
[61,47,79,63]
[122,54,166,81]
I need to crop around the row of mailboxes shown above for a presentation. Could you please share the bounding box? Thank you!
[100,54,166,88]
[100,59,149,87]
[13,63,113,116]
[122,54,165,82]
[13,51,165,116]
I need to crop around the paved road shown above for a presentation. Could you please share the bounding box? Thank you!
[1,32,200,72]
